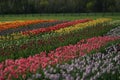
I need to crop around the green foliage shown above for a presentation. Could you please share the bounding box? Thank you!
[0,0,119,14]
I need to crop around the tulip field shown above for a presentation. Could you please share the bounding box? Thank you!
[0,18,120,80]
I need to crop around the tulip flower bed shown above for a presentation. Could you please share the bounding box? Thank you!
[106,26,120,36]
[0,36,119,80]
[0,20,68,36]
[0,19,91,41]
[0,19,56,31]
[0,19,119,62]
[0,18,120,80]
[27,44,120,80]
[0,18,112,44]
[55,18,111,34]
[22,19,91,35]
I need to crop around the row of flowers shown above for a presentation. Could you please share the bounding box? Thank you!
[22,19,91,35]
[0,19,56,31]
[0,36,119,80]
[55,18,111,34]
[0,20,68,36]
[27,44,120,80]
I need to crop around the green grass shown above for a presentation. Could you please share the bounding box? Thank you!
[0,13,120,21]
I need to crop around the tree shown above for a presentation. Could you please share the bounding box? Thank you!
[0,0,119,14]
[86,1,95,12]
